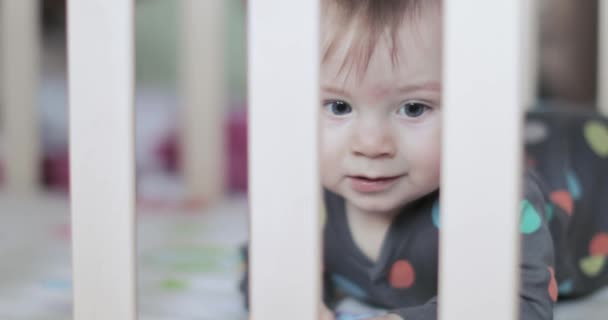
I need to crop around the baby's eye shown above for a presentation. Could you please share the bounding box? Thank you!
[398,102,431,118]
[324,100,352,116]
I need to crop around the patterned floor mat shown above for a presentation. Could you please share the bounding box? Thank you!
[0,194,248,320]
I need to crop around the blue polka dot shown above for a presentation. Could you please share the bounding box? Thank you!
[332,274,367,299]
[432,200,440,229]
[558,280,573,295]
[566,170,582,200]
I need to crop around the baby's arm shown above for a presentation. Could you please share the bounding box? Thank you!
[514,173,556,319]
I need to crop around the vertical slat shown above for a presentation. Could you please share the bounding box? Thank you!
[68,1,136,319]
[178,0,226,203]
[248,1,320,319]
[599,0,608,115]
[440,1,523,320]
[0,0,41,193]
[522,0,539,109]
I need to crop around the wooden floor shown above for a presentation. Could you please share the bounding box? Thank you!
[0,193,606,319]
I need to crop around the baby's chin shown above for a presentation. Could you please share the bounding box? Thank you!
[344,192,412,215]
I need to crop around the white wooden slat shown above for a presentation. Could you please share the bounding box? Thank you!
[599,0,608,115]
[0,0,41,193]
[440,1,523,320]
[522,0,540,109]
[248,1,321,319]
[178,0,226,203]
[67,1,136,319]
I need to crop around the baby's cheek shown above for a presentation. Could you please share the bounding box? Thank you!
[319,172,335,190]
[409,139,441,172]
[406,149,441,196]
[319,138,345,181]
[319,157,341,192]
[425,149,442,179]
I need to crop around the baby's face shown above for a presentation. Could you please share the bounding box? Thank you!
[320,11,442,214]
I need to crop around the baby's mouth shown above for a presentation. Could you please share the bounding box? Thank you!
[347,175,405,193]
[349,175,401,182]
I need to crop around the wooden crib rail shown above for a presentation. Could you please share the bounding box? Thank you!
[68,1,136,319]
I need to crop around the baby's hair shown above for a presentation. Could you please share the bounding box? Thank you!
[322,0,440,79]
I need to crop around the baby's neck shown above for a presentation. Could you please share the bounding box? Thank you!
[345,202,399,262]
[345,202,400,225]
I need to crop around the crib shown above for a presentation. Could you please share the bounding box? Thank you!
[1,0,607,319]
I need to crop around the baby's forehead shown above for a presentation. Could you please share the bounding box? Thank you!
[321,14,442,86]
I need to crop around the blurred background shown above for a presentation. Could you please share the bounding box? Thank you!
[538,0,599,107]
[0,1,249,319]
[0,0,606,319]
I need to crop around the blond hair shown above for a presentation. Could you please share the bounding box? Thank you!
[321,0,440,78]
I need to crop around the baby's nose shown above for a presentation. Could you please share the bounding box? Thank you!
[351,124,396,158]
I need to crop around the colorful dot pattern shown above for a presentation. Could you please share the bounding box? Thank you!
[332,274,368,299]
[558,280,573,295]
[520,200,542,234]
[566,170,582,200]
[589,233,608,256]
[549,190,573,216]
[389,260,416,289]
[580,233,608,278]
[544,203,554,221]
[548,267,558,302]
[584,120,608,158]
[432,200,440,229]
[522,117,608,297]
[580,255,606,277]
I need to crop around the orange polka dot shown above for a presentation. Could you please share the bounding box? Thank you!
[590,233,608,256]
[550,190,573,216]
[389,260,415,289]
[548,267,558,302]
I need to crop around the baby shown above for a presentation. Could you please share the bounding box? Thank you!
[242,0,608,319]
[318,0,553,319]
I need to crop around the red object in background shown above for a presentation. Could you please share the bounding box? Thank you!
[156,108,249,193]
[0,150,70,191]
[1,109,248,194]
[42,149,70,191]
[227,110,248,192]
[157,132,180,173]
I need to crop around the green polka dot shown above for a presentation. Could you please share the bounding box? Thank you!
[161,278,188,290]
[584,121,608,158]
[520,200,542,234]
[545,203,554,221]
[579,256,607,277]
